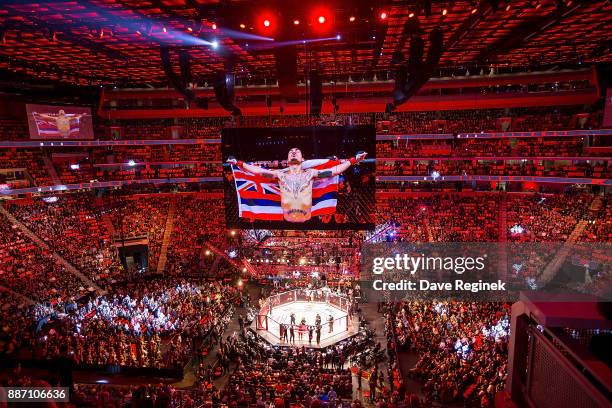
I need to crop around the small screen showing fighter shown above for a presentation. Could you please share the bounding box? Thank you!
[222,126,375,230]
[26,104,94,140]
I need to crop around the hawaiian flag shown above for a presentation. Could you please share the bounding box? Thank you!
[231,159,340,221]
[32,112,81,138]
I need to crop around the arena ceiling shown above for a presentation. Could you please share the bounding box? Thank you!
[0,0,610,87]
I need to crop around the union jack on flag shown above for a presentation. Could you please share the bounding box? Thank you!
[231,159,340,221]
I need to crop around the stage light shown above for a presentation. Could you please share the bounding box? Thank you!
[127,160,136,166]
[242,267,247,272]
[349,16,356,22]
[205,250,211,255]
[237,279,243,287]
[471,7,478,13]
[380,11,388,19]
[442,8,448,15]
[294,19,300,25]
[230,230,236,236]
[505,3,511,10]
[70,164,80,170]
[211,40,219,49]
[264,19,271,27]
[187,27,193,32]
[240,23,246,29]
[162,27,167,33]
[318,16,325,24]
[212,23,217,30]
[409,12,415,18]
[336,34,341,40]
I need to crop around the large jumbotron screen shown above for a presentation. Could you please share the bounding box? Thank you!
[222,126,376,230]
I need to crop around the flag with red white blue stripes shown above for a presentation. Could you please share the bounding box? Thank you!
[231,159,340,221]
[32,113,81,138]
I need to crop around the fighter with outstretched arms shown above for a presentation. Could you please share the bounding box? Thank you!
[34,109,86,138]
[227,148,367,222]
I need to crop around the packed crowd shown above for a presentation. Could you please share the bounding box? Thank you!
[377,158,610,179]
[506,193,592,242]
[5,279,238,372]
[0,218,87,301]
[376,194,500,242]
[7,195,125,288]
[394,301,510,407]
[376,137,610,159]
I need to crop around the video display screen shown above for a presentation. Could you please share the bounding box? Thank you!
[223,126,376,230]
[26,104,94,140]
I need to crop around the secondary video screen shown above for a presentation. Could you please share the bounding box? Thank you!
[26,103,94,140]
[222,126,376,230]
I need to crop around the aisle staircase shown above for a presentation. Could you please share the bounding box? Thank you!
[156,200,176,274]
[101,213,116,237]
[0,204,104,294]
[208,254,222,277]
[538,220,589,285]
[497,195,508,275]
[498,194,508,243]
[42,154,62,185]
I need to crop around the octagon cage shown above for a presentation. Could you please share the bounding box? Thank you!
[255,288,355,346]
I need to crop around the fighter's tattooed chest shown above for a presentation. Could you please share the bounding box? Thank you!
[278,171,314,197]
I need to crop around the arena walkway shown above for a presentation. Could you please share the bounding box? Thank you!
[351,302,389,405]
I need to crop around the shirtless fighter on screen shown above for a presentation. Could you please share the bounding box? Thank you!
[35,110,86,138]
[227,148,367,222]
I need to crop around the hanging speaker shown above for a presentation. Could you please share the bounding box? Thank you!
[160,47,195,104]
[213,71,241,116]
[309,70,323,116]
[275,45,299,103]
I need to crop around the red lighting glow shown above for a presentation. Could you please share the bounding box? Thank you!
[310,7,331,32]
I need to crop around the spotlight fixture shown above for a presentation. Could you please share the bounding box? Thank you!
[212,23,217,30]
[318,16,325,24]
[294,19,300,25]
[442,8,448,15]
[380,11,388,19]
[349,16,356,22]
[239,23,246,29]
[211,40,219,49]
[264,19,270,27]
